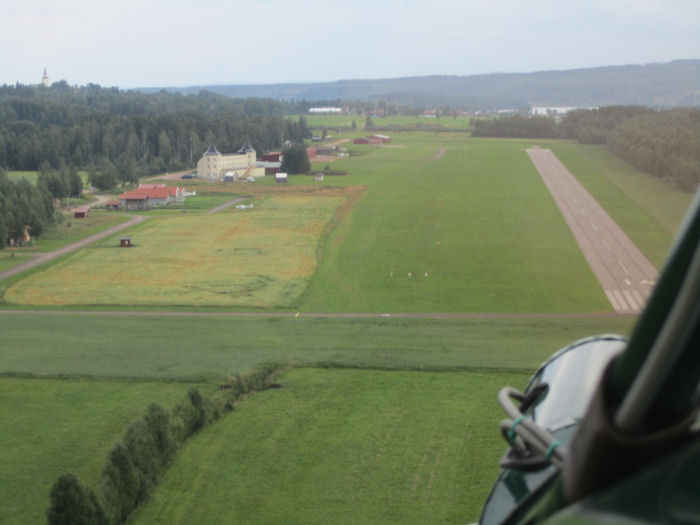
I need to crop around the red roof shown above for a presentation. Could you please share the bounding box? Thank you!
[132,187,170,199]
[119,191,148,201]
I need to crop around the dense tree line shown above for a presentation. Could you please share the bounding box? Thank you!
[472,107,700,191]
[604,109,700,191]
[0,169,55,248]
[0,83,311,177]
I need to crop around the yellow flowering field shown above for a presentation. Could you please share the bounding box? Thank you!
[5,193,344,308]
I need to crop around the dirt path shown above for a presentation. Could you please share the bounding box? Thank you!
[205,197,248,215]
[527,148,658,313]
[0,215,147,282]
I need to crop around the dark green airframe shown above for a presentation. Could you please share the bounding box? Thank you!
[479,192,700,524]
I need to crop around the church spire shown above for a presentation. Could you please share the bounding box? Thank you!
[42,68,49,87]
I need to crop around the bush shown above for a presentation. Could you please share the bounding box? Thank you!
[47,472,107,525]
[100,444,139,523]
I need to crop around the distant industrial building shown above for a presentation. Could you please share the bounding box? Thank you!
[309,107,344,114]
[531,106,597,116]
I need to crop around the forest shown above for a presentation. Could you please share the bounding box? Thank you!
[472,106,700,192]
[0,83,315,248]
[0,82,311,176]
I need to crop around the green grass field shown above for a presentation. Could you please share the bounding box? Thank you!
[0,378,213,525]
[0,312,636,379]
[7,170,90,186]
[7,171,39,184]
[302,135,610,313]
[35,210,133,252]
[0,133,693,524]
[301,114,474,130]
[130,368,527,525]
[0,253,33,272]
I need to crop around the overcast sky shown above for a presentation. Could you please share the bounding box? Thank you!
[1,0,698,89]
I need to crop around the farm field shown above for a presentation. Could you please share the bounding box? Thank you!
[0,253,32,272]
[1,133,692,524]
[34,210,133,252]
[129,367,528,525]
[0,378,213,525]
[0,312,636,379]
[7,170,90,186]
[301,113,474,130]
[302,135,610,313]
[4,192,345,307]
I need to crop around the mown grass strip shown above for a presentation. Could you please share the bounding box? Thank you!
[0,312,635,379]
[130,367,529,525]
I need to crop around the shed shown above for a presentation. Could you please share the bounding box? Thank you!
[105,201,121,210]
[73,208,89,219]
[120,237,132,247]
[276,172,288,184]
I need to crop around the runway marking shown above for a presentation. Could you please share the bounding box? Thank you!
[613,290,628,311]
[618,260,629,275]
[623,290,639,311]
[632,290,645,308]
[640,279,656,286]
[527,148,659,315]
[605,290,621,311]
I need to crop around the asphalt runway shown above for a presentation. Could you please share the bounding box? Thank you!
[527,147,658,314]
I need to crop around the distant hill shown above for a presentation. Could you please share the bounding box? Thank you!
[139,60,700,111]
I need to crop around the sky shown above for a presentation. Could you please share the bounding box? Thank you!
[1,0,698,89]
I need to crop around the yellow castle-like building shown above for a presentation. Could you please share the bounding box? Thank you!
[196,142,265,180]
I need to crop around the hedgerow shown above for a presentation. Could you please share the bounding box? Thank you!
[46,363,282,524]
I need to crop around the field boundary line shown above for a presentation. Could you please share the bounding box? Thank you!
[0,309,631,318]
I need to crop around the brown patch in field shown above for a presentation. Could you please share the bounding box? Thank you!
[314,186,365,265]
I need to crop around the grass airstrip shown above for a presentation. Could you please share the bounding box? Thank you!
[1,130,692,524]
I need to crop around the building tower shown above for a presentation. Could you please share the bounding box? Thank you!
[42,68,49,87]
